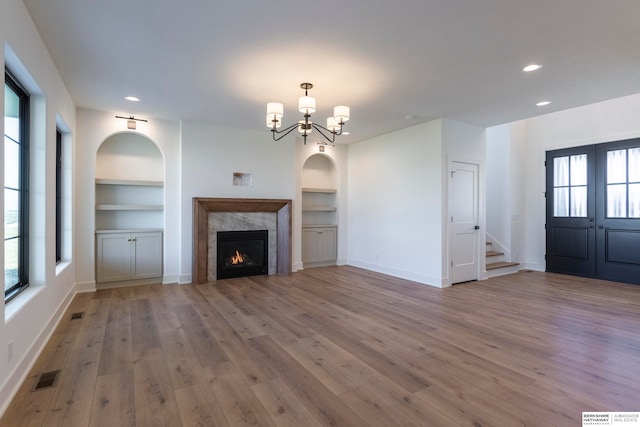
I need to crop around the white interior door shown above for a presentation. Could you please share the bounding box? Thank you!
[450,161,479,284]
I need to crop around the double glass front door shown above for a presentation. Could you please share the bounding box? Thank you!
[546,138,640,284]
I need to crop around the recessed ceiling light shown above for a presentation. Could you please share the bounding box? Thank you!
[523,64,542,72]
[536,101,551,106]
[125,96,140,102]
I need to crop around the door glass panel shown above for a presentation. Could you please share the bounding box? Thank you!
[553,154,589,217]
[554,187,569,217]
[629,148,640,182]
[607,184,627,218]
[570,154,587,186]
[570,186,587,217]
[554,157,569,186]
[629,183,640,218]
[607,150,627,184]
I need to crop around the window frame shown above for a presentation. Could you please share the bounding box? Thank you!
[55,128,62,264]
[4,68,30,302]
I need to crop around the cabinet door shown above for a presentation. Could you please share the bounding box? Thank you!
[318,228,337,261]
[131,232,163,279]
[302,227,337,264]
[96,233,131,283]
[302,229,320,263]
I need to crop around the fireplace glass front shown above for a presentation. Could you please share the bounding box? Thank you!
[216,230,268,279]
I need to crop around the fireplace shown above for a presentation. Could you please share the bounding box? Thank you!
[216,230,268,279]
[192,198,292,283]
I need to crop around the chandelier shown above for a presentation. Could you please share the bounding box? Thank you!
[266,83,350,145]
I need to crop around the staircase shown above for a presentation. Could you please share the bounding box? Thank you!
[486,241,520,278]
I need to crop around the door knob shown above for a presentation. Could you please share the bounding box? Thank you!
[474,225,480,230]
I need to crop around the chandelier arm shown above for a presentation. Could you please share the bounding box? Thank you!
[315,121,344,136]
[271,122,300,141]
[272,122,299,135]
[310,123,337,143]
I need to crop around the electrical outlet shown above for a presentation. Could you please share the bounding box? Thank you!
[8,340,13,363]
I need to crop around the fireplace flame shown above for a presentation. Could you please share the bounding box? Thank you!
[230,250,245,265]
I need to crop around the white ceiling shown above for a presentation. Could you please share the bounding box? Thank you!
[22,0,640,144]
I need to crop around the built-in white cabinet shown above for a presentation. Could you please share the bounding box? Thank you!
[95,133,165,287]
[302,226,337,265]
[301,154,338,267]
[96,231,163,283]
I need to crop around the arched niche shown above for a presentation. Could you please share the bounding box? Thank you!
[96,132,163,181]
[94,132,165,231]
[302,153,337,189]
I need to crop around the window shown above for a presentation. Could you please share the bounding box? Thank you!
[553,154,588,217]
[606,148,640,218]
[4,69,30,302]
[56,128,62,263]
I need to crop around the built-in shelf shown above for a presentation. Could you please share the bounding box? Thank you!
[302,206,337,212]
[302,187,337,193]
[95,178,165,229]
[96,204,164,211]
[96,228,164,234]
[95,178,164,187]
[302,224,337,229]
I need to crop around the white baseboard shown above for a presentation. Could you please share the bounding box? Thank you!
[178,274,192,284]
[75,280,96,293]
[162,274,179,284]
[347,259,445,288]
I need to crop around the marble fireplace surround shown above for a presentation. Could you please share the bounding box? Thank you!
[192,198,292,283]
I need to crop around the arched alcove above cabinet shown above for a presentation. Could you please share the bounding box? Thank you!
[95,132,164,286]
[95,132,164,230]
[301,154,337,267]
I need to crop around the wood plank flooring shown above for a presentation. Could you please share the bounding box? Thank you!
[2,266,640,426]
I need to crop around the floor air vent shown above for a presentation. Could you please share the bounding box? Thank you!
[71,312,84,320]
[33,370,60,391]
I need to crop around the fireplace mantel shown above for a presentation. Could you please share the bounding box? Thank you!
[192,197,292,283]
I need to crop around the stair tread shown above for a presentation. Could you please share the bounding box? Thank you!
[487,261,520,270]
[486,250,503,257]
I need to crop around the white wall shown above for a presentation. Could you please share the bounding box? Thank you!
[488,93,640,271]
[179,121,296,283]
[486,125,511,251]
[1,0,77,415]
[75,109,181,286]
[347,120,444,286]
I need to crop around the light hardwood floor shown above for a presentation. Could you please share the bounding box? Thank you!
[2,266,640,426]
